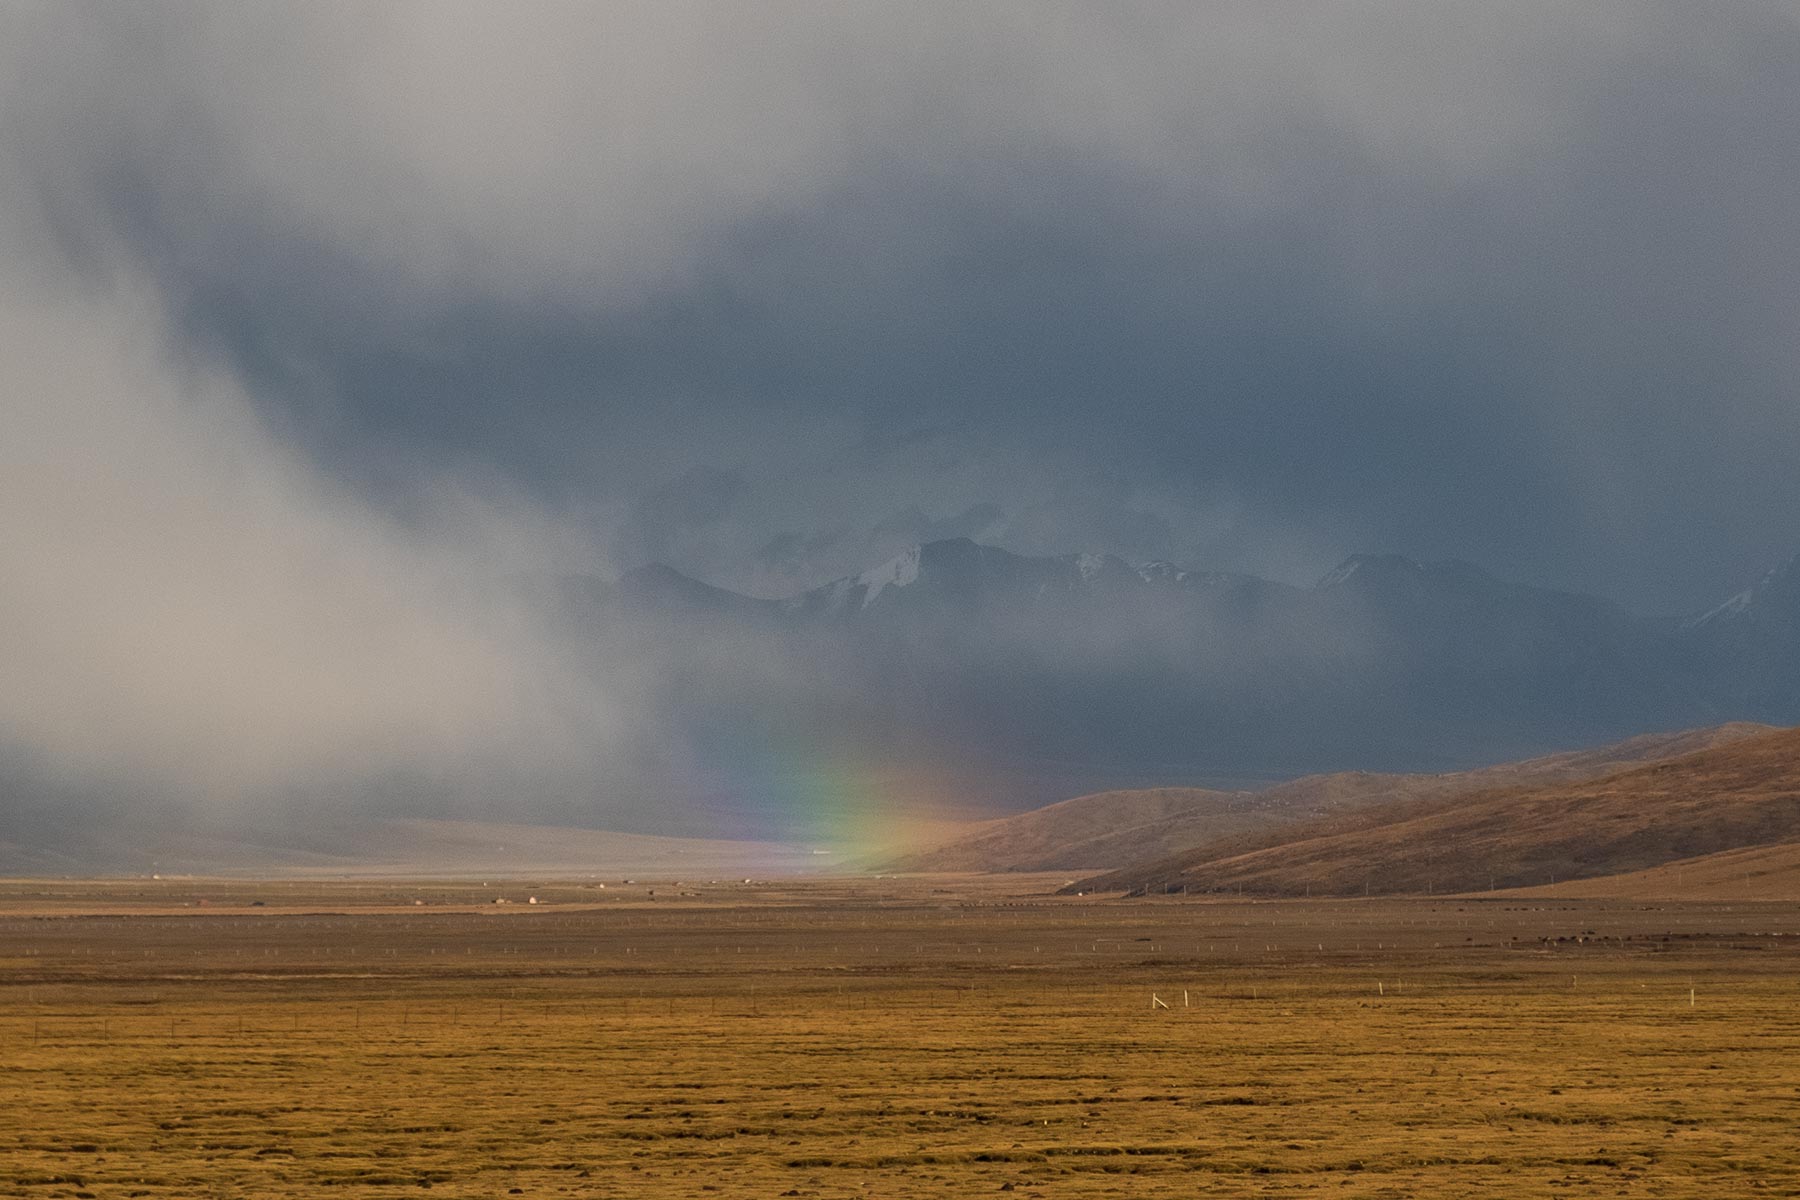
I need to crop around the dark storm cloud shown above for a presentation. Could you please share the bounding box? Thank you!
[4,1,1800,835]
[28,2,1792,611]
[872,505,1006,547]
[619,467,748,566]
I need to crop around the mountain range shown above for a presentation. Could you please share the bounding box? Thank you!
[573,538,1800,817]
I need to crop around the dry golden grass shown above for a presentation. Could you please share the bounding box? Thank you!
[5,876,1800,1197]
[1511,839,1800,902]
[878,787,1257,874]
[884,723,1773,877]
[1087,724,1800,898]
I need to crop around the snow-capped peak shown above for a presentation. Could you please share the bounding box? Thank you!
[1137,561,1191,584]
[1316,554,1425,589]
[1682,552,1800,629]
[857,545,923,608]
[1683,587,1755,629]
[1076,553,1106,582]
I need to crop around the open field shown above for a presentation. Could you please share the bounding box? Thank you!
[5,877,1800,1198]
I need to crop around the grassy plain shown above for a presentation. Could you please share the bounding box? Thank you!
[4,876,1800,1198]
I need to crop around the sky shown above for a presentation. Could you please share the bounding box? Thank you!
[3,2,1799,837]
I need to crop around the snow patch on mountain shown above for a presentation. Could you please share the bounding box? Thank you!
[1684,588,1755,629]
[1680,553,1800,629]
[1316,554,1443,590]
[857,545,923,608]
[1137,561,1190,584]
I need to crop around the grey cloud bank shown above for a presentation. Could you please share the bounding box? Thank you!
[2,3,1798,848]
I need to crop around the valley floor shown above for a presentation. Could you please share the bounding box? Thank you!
[4,876,1799,1198]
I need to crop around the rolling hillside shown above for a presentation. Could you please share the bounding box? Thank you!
[1074,723,1800,896]
[887,723,1770,874]
[879,788,1262,873]
[1502,840,1800,901]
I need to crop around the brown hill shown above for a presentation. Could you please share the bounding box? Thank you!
[889,722,1770,875]
[879,788,1264,873]
[1076,724,1800,897]
[1501,841,1800,902]
[1250,721,1775,813]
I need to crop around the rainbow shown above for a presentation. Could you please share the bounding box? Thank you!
[674,732,977,856]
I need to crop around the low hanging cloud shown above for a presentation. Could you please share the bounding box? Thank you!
[0,232,622,819]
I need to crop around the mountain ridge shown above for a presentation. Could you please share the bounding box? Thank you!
[622,537,1763,623]
[1071,723,1800,898]
[883,722,1773,875]
[575,537,1800,806]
